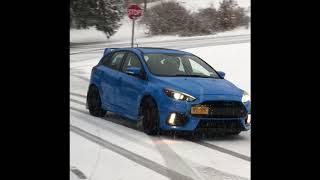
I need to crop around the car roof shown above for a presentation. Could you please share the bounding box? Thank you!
[136,47,192,55]
[105,47,192,55]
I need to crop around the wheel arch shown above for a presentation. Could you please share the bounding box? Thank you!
[87,82,103,105]
[88,82,102,96]
[139,95,159,115]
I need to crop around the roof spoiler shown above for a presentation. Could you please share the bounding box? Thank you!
[104,48,118,55]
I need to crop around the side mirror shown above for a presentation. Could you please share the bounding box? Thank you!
[126,67,141,76]
[217,71,226,78]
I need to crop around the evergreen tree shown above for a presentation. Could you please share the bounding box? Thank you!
[94,0,124,38]
[196,6,219,33]
[233,7,250,27]
[70,0,124,38]
[217,0,238,30]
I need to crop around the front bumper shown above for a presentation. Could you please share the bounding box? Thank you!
[158,94,251,132]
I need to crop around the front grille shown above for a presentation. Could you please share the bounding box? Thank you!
[192,101,247,118]
[196,120,243,132]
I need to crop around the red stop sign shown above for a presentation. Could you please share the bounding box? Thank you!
[127,4,142,19]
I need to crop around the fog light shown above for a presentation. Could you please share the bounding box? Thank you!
[246,114,251,124]
[166,113,188,126]
[168,113,176,125]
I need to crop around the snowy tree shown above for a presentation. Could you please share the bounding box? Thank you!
[196,6,219,33]
[217,0,238,30]
[233,6,250,28]
[94,0,124,38]
[70,0,124,38]
[142,1,194,35]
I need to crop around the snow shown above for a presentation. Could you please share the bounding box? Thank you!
[70,41,251,179]
[185,43,250,94]
[176,0,250,12]
[148,0,250,12]
[70,131,169,180]
[70,27,108,43]
[110,17,149,41]
[70,107,250,179]
[203,131,250,156]
[70,2,251,175]
[70,21,249,43]
[70,0,250,43]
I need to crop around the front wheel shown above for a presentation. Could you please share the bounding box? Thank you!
[141,98,159,135]
[87,85,106,117]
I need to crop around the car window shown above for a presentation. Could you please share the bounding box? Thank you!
[188,58,211,76]
[143,53,220,78]
[121,53,142,72]
[104,52,125,70]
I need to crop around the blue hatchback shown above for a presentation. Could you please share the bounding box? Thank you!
[86,47,251,135]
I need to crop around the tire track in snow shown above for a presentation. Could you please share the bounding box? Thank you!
[70,34,249,49]
[71,74,90,82]
[151,137,204,180]
[70,39,249,55]
[70,166,87,179]
[70,93,250,161]
[70,124,194,180]
[192,141,250,162]
[70,104,200,179]
[70,106,248,180]
[70,98,86,106]
[70,92,87,98]
[70,107,154,149]
[70,34,250,55]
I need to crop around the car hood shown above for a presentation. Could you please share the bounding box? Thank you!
[155,77,243,97]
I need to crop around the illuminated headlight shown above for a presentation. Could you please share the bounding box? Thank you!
[163,88,196,102]
[241,91,250,103]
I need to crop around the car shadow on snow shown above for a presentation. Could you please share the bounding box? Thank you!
[101,112,247,142]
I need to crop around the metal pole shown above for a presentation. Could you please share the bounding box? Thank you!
[131,19,135,48]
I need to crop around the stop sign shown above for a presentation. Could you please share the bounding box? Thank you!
[127,4,142,20]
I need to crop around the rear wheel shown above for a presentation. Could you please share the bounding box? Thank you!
[87,85,106,117]
[141,98,159,135]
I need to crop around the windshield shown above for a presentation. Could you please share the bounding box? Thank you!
[143,53,221,78]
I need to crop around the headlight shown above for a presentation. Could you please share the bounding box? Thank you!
[163,88,196,102]
[241,91,250,103]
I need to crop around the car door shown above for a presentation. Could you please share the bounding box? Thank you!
[98,51,126,109]
[118,52,148,118]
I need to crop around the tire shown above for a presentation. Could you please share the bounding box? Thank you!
[141,98,159,135]
[87,85,106,117]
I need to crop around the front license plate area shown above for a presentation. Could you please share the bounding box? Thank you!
[191,106,209,115]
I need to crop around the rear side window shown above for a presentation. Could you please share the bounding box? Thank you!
[104,52,125,70]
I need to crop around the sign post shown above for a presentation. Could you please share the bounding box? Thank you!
[131,19,135,48]
[127,4,142,48]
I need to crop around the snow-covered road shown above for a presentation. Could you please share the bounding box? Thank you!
[70,34,250,55]
[70,35,251,180]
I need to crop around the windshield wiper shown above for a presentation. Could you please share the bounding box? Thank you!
[174,74,213,78]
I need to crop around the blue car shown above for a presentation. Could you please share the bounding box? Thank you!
[86,47,251,135]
